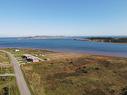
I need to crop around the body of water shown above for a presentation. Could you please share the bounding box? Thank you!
[0,38,127,57]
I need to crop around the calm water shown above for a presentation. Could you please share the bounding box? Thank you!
[0,38,127,57]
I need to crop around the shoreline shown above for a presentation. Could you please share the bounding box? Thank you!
[1,47,127,58]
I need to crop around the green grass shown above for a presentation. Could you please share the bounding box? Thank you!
[0,67,14,74]
[0,51,14,74]
[0,51,9,64]
[4,48,51,64]
[0,50,20,95]
[0,77,20,95]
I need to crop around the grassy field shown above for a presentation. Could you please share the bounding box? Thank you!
[0,67,13,74]
[4,48,51,64]
[0,51,9,64]
[0,77,20,95]
[13,48,127,95]
[0,51,20,95]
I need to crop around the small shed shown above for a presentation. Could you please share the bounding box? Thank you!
[15,49,20,52]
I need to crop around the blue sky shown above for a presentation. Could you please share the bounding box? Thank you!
[0,0,127,37]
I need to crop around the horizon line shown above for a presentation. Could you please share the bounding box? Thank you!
[0,35,127,38]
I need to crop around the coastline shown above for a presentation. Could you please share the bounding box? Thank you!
[1,47,127,58]
[2,47,127,95]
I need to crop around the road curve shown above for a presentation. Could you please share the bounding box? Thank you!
[1,50,31,95]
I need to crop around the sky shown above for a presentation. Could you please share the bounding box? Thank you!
[0,0,127,37]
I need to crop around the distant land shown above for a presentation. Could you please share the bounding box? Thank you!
[78,37,127,44]
[16,36,127,44]
[20,36,66,39]
[18,35,79,40]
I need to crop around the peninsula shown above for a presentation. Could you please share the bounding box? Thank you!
[80,37,127,44]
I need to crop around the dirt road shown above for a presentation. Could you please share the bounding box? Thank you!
[1,50,31,95]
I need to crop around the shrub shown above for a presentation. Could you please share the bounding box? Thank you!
[120,86,127,95]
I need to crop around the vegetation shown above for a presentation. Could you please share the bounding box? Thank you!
[0,51,9,64]
[19,49,127,95]
[87,37,127,43]
[0,51,20,95]
[4,48,127,95]
[0,67,13,74]
[4,48,51,64]
[0,77,20,95]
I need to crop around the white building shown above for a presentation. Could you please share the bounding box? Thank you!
[22,54,40,62]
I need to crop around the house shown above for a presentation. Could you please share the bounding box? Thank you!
[22,54,40,62]
[15,49,20,52]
